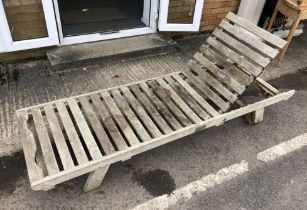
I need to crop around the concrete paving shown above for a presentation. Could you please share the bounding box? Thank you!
[0,53,190,157]
[0,32,307,209]
[1,32,307,157]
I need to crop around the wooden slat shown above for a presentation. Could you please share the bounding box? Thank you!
[55,102,88,165]
[44,105,75,170]
[100,91,140,146]
[146,80,192,127]
[200,44,227,65]
[31,108,59,175]
[188,61,238,103]
[111,89,152,142]
[16,110,44,183]
[193,53,245,94]
[79,96,115,155]
[207,36,263,77]
[129,85,174,134]
[219,20,279,59]
[213,28,271,68]
[156,78,202,124]
[255,77,280,96]
[200,45,254,86]
[90,94,128,151]
[121,87,163,138]
[172,74,219,117]
[226,12,287,49]
[138,83,183,130]
[183,71,230,112]
[67,99,102,160]
[164,75,211,120]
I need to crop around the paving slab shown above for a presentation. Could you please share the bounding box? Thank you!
[47,34,177,72]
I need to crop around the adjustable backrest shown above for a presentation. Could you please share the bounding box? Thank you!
[191,12,287,79]
[182,12,287,112]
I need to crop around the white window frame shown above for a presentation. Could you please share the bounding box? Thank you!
[0,36,4,52]
[53,0,159,46]
[158,0,204,32]
[0,0,59,52]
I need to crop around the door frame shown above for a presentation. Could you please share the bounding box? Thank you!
[158,0,204,32]
[0,0,59,52]
[53,0,159,46]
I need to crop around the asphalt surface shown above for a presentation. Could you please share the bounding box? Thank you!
[0,68,306,209]
[0,32,307,209]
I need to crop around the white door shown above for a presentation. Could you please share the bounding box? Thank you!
[53,0,159,46]
[159,0,204,32]
[0,0,59,52]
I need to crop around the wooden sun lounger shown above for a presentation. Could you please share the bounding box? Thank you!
[16,12,294,192]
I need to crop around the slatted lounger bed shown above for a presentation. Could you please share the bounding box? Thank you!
[17,12,295,192]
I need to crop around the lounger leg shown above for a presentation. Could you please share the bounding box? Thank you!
[246,108,265,124]
[42,186,55,191]
[83,165,110,192]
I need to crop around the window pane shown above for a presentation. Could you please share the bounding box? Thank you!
[167,0,196,24]
[3,0,48,41]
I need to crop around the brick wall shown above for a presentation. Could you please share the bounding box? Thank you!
[168,0,241,32]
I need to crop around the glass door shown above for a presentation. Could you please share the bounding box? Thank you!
[0,0,59,52]
[158,0,204,32]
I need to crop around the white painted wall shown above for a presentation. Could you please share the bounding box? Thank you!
[237,0,267,24]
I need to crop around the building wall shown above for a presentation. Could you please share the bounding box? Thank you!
[168,0,241,32]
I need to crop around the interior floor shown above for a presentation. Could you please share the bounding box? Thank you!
[58,0,146,37]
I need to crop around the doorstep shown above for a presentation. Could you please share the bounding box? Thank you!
[47,34,177,72]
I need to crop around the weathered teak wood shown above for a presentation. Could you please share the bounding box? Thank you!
[218,20,279,59]
[255,77,280,96]
[120,87,163,138]
[164,75,211,120]
[90,94,128,151]
[200,44,254,83]
[171,74,219,117]
[192,53,245,94]
[83,165,110,192]
[31,108,59,176]
[128,85,173,134]
[16,13,294,192]
[44,104,75,170]
[246,108,265,124]
[18,89,294,191]
[267,0,307,63]
[55,102,88,165]
[226,12,287,49]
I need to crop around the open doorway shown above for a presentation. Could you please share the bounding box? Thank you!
[58,0,148,37]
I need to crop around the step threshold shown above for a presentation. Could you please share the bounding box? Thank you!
[47,34,177,72]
